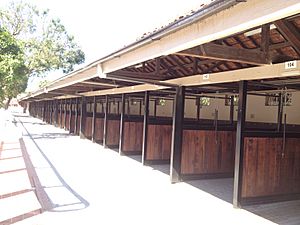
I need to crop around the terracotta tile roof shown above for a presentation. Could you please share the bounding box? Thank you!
[136,0,216,41]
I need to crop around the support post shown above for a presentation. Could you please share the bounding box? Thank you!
[69,99,72,133]
[196,96,200,121]
[230,95,234,125]
[142,91,149,165]
[79,97,87,139]
[139,99,142,115]
[119,94,126,154]
[64,99,67,129]
[233,80,248,208]
[59,100,63,128]
[54,100,58,126]
[154,99,157,117]
[42,101,46,122]
[92,96,97,142]
[49,101,52,124]
[103,95,109,148]
[74,98,79,135]
[170,86,185,183]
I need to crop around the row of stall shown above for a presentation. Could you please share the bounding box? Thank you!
[28,82,300,207]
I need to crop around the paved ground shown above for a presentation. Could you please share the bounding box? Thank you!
[0,109,300,225]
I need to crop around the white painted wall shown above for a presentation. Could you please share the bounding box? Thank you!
[107,91,299,125]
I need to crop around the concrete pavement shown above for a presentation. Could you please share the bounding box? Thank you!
[1,110,299,225]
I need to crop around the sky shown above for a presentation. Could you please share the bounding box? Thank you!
[0,0,211,90]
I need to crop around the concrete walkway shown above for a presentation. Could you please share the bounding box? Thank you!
[1,110,299,225]
[0,110,41,225]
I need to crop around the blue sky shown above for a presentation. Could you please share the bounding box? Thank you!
[1,0,210,90]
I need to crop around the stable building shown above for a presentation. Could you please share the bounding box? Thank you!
[20,0,300,208]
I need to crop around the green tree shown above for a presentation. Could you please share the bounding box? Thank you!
[0,27,27,108]
[0,1,85,108]
[0,1,85,75]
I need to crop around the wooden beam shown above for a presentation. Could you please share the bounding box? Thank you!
[274,19,300,56]
[269,41,291,50]
[175,43,269,65]
[142,91,149,165]
[155,58,161,76]
[193,58,199,74]
[261,24,270,61]
[119,93,126,155]
[233,80,247,208]
[159,58,180,78]
[168,55,190,75]
[170,86,185,183]
[80,81,119,88]
[110,70,168,80]
[42,60,300,99]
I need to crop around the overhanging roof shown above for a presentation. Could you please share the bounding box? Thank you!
[20,0,300,102]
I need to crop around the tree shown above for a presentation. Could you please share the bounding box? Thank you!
[0,1,85,108]
[0,27,27,108]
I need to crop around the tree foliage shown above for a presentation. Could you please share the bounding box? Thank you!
[0,27,27,107]
[0,1,85,107]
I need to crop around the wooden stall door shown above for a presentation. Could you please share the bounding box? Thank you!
[146,124,172,161]
[84,117,93,139]
[65,113,70,130]
[61,112,65,128]
[106,119,120,148]
[181,130,235,177]
[242,137,300,201]
[76,115,80,135]
[94,118,104,143]
[70,114,75,133]
[122,121,143,154]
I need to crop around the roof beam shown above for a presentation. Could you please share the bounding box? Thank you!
[175,43,270,65]
[80,81,119,87]
[274,19,300,56]
[261,24,270,61]
[110,70,167,80]
[269,41,291,50]
[82,60,300,97]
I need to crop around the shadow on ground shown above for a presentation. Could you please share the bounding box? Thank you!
[24,133,71,140]
[17,117,90,213]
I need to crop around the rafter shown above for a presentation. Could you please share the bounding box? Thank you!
[159,58,181,78]
[175,43,270,65]
[168,55,191,75]
[261,24,270,54]
[274,19,300,56]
